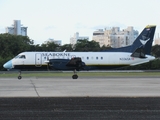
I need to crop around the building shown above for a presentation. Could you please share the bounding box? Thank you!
[70,32,89,46]
[44,38,62,45]
[92,26,139,48]
[154,38,160,45]
[153,33,160,45]
[6,20,27,36]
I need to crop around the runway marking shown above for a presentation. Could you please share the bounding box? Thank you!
[30,79,40,97]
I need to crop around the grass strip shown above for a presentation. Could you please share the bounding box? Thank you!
[0,71,160,78]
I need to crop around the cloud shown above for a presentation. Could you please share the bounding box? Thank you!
[44,25,56,31]
[74,23,88,29]
[91,22,127,31]
[107,22,127,28]
[91,25,107,30]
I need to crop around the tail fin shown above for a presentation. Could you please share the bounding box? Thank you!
[131,25,156,55]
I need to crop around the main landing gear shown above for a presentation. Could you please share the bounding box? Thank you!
[18,71,22,80]
[17,70,79,79]
[72,69,78,79]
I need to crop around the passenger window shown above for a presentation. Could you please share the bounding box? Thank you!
[101,57,103,60]
[96,57,98,60]
[87,57,89,60]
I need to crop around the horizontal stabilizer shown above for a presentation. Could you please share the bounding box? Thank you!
[131,46,146,58]
[130,60,149,66]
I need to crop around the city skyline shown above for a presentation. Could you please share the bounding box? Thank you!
[0,0,160,45]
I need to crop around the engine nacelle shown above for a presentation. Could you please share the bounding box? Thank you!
[49,57,85,70]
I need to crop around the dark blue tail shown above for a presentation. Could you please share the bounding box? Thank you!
[103,25,156,55]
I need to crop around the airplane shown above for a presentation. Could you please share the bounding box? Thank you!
[3,25,156,79]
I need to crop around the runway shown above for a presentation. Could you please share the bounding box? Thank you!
[0,76,160,119]
[0,76,160,97]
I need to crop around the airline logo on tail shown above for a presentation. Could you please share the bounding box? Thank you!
[140,27,151,45]
[140,38,150,45]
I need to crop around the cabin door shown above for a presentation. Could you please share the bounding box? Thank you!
[35,53,42,67]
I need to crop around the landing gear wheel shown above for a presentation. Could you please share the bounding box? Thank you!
[72,74,78,79]
[17,71,22,80]
[72,69,78,79]
[18,76,22,80]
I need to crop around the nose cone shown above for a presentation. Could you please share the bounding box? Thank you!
[3,60,13,69]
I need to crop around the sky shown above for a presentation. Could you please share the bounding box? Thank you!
[0,0,160,45]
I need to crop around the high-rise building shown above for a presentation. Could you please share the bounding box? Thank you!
[154,38,160,45]
[70,32,89,46]
[6,20,27,36]
[92,26,139,48]
[153,33,160,45]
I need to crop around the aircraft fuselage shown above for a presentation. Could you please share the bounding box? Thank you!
[4,51,155,70]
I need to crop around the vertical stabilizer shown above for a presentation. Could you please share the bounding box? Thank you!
[131,25,156,55]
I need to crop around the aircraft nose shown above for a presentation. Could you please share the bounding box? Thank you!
[3,60,13,69]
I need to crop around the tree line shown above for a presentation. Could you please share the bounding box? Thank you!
[0,33,160,70]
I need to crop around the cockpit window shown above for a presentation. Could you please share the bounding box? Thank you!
[19,55,26,59]
[14,55,20,59]
[14,55,26,59]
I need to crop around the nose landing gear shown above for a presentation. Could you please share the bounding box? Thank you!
[18,71,22,80]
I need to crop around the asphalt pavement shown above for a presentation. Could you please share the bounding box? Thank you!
[0,76,160,119]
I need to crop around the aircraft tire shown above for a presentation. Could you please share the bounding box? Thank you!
[18,76,22,79]
[72,75,78,79]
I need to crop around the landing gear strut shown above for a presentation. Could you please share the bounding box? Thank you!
[18,71,22,80]
[72,69,78,79]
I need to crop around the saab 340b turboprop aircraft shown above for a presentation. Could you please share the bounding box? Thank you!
[3,25,156,79]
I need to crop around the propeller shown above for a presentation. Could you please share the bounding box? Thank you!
[44,56,50,71]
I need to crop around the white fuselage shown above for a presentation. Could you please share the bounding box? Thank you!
[7,51,155,70]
